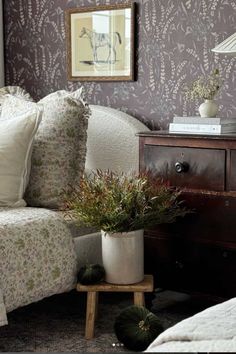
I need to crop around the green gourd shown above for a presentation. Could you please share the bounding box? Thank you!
[114,305,163,351]
[77,264,105,285]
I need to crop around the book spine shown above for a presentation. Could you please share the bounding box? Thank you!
[169,123,222,133]
[173,117,221,124]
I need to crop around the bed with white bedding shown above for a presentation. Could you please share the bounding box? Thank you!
[146,297,236,352]
[0,207,77,326]
[0,104,150,327]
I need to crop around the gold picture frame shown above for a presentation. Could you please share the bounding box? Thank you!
[66,3,135,81]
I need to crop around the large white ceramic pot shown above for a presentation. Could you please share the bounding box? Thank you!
[101,229,144,284]
[199,99,218,118]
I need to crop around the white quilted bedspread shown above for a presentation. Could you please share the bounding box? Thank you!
[0,207,77,325]
[146,297,236,352]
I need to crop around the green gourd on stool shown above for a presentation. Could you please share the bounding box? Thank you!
[114,305,163,351]
[77,264,105,285]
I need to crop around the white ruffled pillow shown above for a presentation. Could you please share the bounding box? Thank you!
[0,86,33,114]
[0,109,42,207]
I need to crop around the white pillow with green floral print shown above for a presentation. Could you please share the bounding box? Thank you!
[1,88,90,209]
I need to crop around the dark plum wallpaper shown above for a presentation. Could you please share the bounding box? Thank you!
[3,0,236,129]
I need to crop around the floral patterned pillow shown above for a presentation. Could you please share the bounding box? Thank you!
[1,88,90,209]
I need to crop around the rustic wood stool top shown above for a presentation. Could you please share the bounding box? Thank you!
[76,275,154,339]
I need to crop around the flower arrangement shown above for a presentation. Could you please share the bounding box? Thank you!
[65,170,189,233]
[185,69,222,101]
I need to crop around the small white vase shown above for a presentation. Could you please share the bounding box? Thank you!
[199,100,218,118]
[101,229,144,284]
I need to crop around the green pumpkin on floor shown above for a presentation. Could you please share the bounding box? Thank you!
[114,305,163,351]
[77,264,105,285]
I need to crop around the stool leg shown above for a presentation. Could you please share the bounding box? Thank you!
[95,293,99,320]
[85,291,97,339]
[134,292,145,306]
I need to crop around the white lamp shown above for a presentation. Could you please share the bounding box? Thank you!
[212,32,236,55]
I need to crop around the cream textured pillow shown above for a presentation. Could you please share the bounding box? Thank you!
[1,89,90,209]
[0,110,42,207]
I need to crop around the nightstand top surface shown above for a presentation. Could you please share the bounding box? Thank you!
[137,130,236,140]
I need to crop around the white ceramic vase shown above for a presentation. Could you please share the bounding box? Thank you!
[199,99,218,118]
[101,229,144,284]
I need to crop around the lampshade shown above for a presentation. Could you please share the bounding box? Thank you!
[212,32,236,55]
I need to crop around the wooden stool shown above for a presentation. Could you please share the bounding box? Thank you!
[76,274,154,339]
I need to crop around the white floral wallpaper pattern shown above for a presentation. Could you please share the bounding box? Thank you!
[3,0,236,129]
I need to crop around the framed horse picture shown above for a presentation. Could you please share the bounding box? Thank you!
[66,3,135,81]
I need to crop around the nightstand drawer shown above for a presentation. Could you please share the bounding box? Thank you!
[144,146,225,191]
[144,234,236,296]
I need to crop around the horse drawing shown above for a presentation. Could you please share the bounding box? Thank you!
[79,27,122,63]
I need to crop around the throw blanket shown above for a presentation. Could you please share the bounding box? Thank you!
[0,207,77,324]
[0,288,7,326]
[146,297,236,352]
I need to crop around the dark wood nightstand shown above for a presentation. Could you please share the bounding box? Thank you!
[138,131,236,298]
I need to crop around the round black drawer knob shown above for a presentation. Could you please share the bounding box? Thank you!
[175,161,189,173]
[175,260,184,269]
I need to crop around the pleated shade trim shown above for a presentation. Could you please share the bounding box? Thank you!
[212,32,236,54]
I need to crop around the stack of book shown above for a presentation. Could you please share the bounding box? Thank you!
[169,117,236,135]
